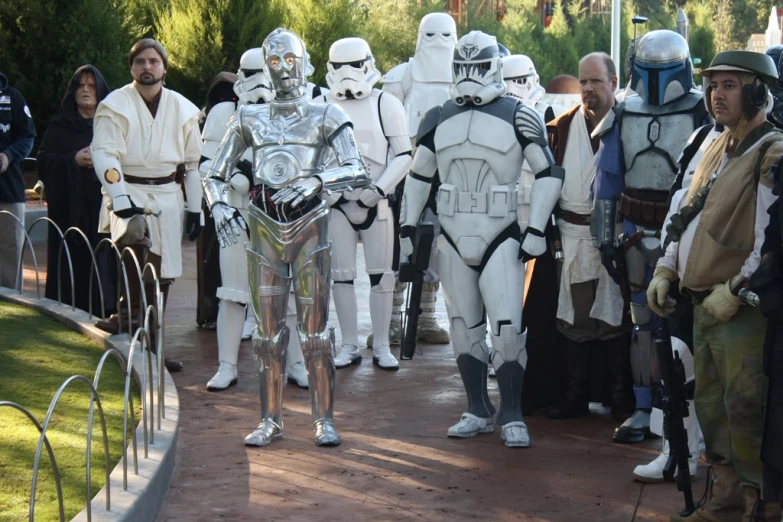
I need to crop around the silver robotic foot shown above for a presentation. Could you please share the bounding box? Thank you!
[314,419,342,446]
[244,419,284,447]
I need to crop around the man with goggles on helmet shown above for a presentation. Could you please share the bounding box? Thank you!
[399,30,563,447]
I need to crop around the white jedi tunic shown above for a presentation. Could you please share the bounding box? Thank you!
[556,107,624,327]
[93,84,201,278]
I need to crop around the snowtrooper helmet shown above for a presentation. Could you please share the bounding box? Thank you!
[631,29,692,106]
[416,12,457,53]
[234,48,273,104]
[450,31,505,107]
[262,28,309,98]
[503,54,544,105]
[326,37,381,100]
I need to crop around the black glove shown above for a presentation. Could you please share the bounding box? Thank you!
[113,195,145,219]
[599,242,626,286]
[749,252,783,322]
[185,211,203,241]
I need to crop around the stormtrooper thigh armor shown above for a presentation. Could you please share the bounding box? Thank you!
[244,204,339,447]
[331,203,397,369]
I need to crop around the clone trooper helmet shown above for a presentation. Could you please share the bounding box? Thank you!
[234,48,273,104]
[631,29,692,106]
[326,37,381,100]
[262,28,309,98]
[503,54,544,105]
[450,31,505,107]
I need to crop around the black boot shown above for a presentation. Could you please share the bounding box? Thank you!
[605,333,635,422]
[547,339,590,419]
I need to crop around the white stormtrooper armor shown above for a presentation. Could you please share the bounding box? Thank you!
[400,31,564,447]
[592,29,708,443]
[320,38,412,371]
[379,12,457,348]
[204,28,370,448]
[201,49,308,392]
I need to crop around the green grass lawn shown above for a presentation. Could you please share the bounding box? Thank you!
[0,300,141,521]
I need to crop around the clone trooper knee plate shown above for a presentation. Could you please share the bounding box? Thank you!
[205,28,369,447]
[321,37,412,370]
[592,30,707,392]
[400,31,564,447]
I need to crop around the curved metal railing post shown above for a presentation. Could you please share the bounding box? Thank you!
[0,402,65,522]
[120,247,146,337]
[142,262,165,426]
[93,348,139,491]
[0,210,40,295]
[63,227,106,319]
[29,376,112,521]
[94,238,125,325]
[128,328,155,457]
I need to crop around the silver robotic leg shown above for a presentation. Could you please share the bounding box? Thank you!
[243,246,291,447]
[293,225,341,447]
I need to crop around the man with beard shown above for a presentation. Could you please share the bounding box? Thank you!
[92,38,204,373]
[545,53,633,421]
[37,65,115,314]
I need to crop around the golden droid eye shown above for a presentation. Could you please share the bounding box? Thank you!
[269,57,280,68]
[285,56,295,65]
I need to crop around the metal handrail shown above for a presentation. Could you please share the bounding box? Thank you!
[28,217,74,307]
[0,210,40,295]
[62,226,106,319]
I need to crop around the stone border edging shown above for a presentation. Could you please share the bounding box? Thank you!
[0,288,180,522]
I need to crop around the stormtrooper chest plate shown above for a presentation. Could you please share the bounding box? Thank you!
[248,107,328,188]
[620,93,702,191]
[336,95,387,179]
[433,108,523,190]
[406,80,451,137]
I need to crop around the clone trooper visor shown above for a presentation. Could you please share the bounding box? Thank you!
[632,59,692,106]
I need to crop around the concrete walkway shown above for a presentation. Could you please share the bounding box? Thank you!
[156,242,700,521]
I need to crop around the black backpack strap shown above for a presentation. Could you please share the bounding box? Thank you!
[667,124,715,206]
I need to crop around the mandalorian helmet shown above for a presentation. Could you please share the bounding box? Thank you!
[503,54,544,105]
[235,48,273,104]
[326,37,381,100]
[262,28,309,98]
[450,31,505,107]
[631,29,692,106]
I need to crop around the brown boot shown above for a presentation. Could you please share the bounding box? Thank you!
[670,464,744,522]
[548,339,590,419]
[742,487,783,521]
[95,245,145,335]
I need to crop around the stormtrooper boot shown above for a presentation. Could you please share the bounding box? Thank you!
[369,272,398,370]
[493,326,530,448]
[633,402,700,483]
[372,344,399,370]
[332,281,362,368]
[241,307,254,340]
[417,282,450,343]
[334,344,362,368]
[207,299,244,391]
[367,280,405,347]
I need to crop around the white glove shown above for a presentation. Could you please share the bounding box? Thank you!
[702,281,741,322]
[358,186,384,208]
[646,265,677,317]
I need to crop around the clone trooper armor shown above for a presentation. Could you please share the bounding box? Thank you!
[592,29,708,443]
[400,31,564,447]
[380,12,457,346]
[320,38,412,370]
[205,28,369,447]
[201,48,308,392]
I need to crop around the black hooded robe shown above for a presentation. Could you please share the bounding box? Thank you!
[36,65,115,314]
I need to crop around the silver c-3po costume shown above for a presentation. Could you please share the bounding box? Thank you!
[205,28,369,447]
[591,29,708,443]
[400,31,564,447]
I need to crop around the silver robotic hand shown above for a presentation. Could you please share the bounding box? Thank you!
[270,177,323,207]
[212,202,248,248]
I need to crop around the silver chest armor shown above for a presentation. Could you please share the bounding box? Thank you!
[620,91,704,191]
[434,105,523,265]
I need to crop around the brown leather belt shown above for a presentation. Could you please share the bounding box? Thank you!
[683,288,712,304]
[558,209,591,226]
[125,173,177,185]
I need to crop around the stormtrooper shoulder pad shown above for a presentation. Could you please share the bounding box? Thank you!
[514,103,547,146]
[378,91,409,138]
[202,101,238,143]
[415,105,443,147]
[381,62,409,84]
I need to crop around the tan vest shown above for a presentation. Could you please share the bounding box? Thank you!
[682,123,783,289]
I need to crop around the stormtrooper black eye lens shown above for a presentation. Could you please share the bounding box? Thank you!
[426,33,435,37]
[242,69,263,76]
[443,33,451,37]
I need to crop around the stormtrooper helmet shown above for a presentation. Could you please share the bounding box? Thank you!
[262,28,309,98]
[326,37,381,100]
[449,31,505,107]
[503,54,544,105]
[416,12,458,53]
[631,29,692,106]
[234,48,273,104]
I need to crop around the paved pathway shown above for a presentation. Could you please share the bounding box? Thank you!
[151,242,698,521]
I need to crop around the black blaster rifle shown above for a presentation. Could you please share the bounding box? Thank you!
[653,317,696,517]
[399,221,434,360]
